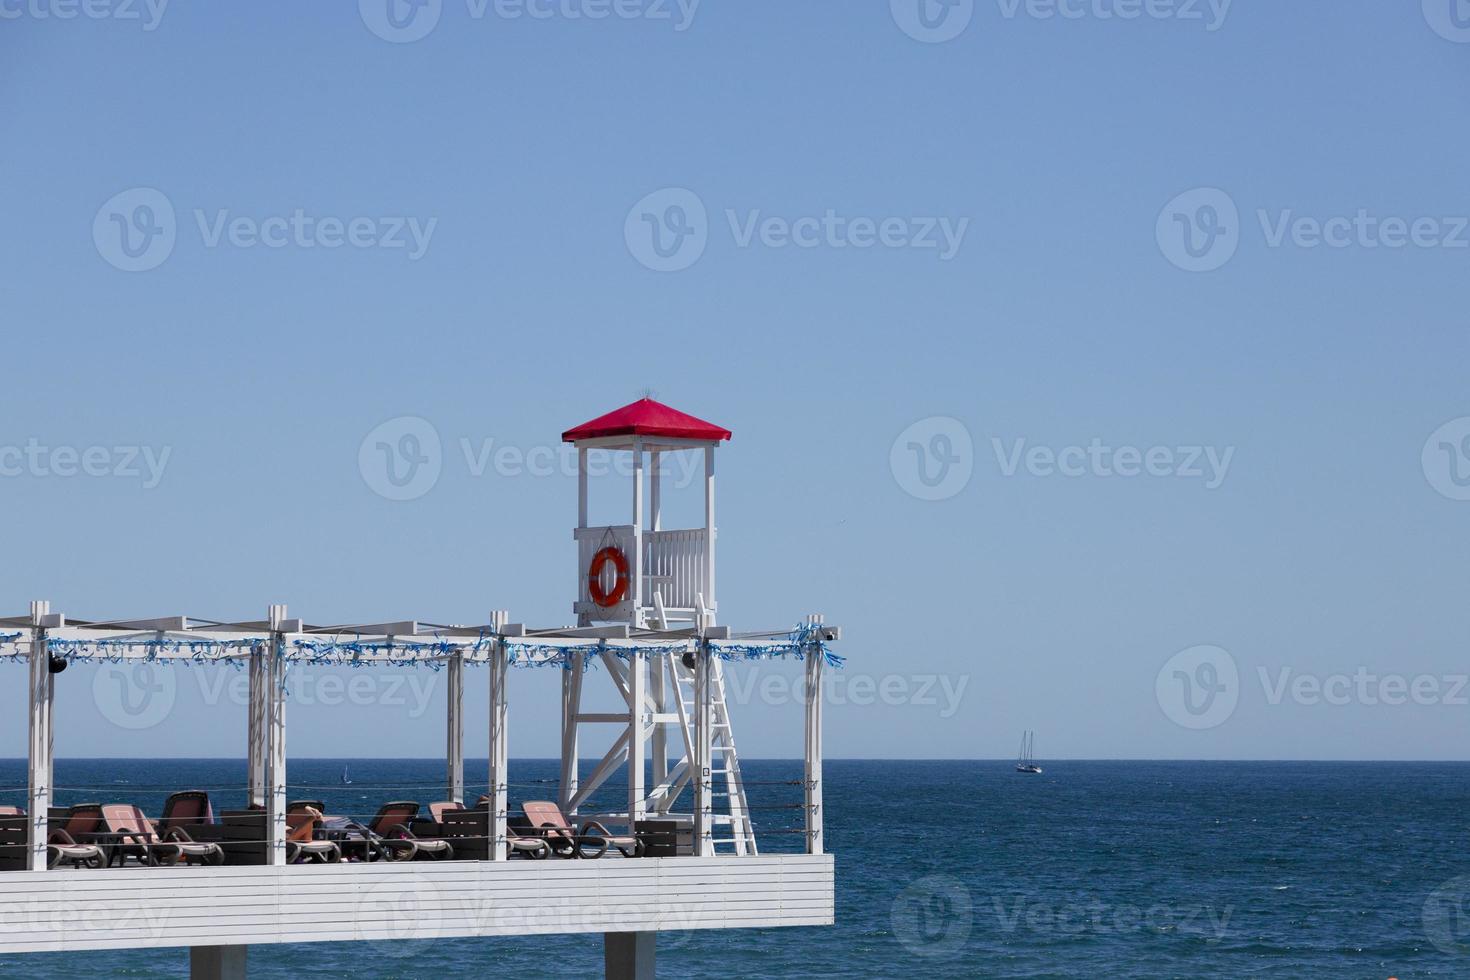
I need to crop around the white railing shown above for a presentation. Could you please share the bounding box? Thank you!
[643,528,710,612]
[575,525,636,616]
[573,525,712,619]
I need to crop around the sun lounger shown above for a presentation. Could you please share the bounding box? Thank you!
[520,801,644,859]
[45,805,107,869]
[342,802,454,862]
[96,804,223,867]
[285,804,340,864]
[156,791,214,832]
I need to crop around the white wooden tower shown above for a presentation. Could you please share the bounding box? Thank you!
[561,398,756,853]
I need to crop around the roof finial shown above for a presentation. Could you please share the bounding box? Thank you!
[638,386,657,401]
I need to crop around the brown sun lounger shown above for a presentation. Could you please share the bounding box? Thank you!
[0,805,105,869]
[96,804,223,867]
[342,801,454,862]
[521,801,644,859]
[156,791,214,832]
[285,804,340,864]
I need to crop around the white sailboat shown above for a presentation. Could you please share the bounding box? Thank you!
[1015,730,1043,774]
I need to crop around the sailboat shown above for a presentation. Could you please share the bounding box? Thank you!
[341,765,352,785]
[1015,731,1043,774]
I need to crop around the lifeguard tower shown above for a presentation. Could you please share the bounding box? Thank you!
[566,397,727,630]
[560,399,754,853]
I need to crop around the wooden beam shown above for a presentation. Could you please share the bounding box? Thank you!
[26,600,51,871]
[804,615,825,855]
[265,605,289,866]
[628,650,646,835]
[446,651,464,804]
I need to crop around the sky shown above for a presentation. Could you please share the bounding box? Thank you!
[1,1,1468,761]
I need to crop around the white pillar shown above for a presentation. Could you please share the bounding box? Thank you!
[604,932,655,980]
[559,656,582,815]
[649,451,661,531]
[627,650,646,836]
[803,615,825,855]
[692,641,713,857]
[704,446,716,623]
[265,605,289,866]
[649,652,668,791]
[190,945,247,980]
[488,611,509,861]
[577,446,589,627]
[247,644,265,807]
[631,438,644,627]
[27,600,52,871]
[446,651,464,804]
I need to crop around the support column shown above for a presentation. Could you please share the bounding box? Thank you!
[704,445,715,623]
[27,600,52,871]
[446,650,464,804]
[559,655,582,814]
[265,605,288,866]
[190,944,247,980]
[631,437,644,627]
[692,640,713,857]
[487,611,509,861]
[604,932,655,980]
[649,652,668,790]
[627,650,646,836]
[577,447,589,627]
[247,643,265,808]
[803,615,825,855]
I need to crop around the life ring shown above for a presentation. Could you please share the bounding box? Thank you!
[588,546,630,608]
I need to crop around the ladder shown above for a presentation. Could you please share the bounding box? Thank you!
[671,657,757,855]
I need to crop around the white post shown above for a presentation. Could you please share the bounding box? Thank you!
[578,446,589,627]
[604,932,655,980]
[190,945,247,980]
[631,437,644,627]
[446,650,464,804]
[265,605,288,866]
[627,650,646,836]
[692,640,713,857]
[803,615,825,856]
[247,643,265,807]
[704,446,716,623]
[26,600,51,871]
[649,652,668,791]
[649,450,661,531]
[488,611,509,861]
[560,654,582,814]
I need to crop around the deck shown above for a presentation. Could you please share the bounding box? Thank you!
[0,854,835,955]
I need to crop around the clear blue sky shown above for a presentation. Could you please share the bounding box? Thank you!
[2,1,1468,760]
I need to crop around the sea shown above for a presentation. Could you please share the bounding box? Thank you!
[1,759,1466,978]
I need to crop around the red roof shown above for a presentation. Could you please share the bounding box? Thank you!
[562,398,732,443]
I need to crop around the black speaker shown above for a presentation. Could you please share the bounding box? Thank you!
[48,655,67,674]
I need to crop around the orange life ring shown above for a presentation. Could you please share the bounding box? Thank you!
[588,546,630,608]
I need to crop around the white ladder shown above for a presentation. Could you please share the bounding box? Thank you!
[672,657,757,855]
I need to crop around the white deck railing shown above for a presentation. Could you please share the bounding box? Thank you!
[575,525,712,617]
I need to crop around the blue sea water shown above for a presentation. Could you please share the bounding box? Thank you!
[1,759,1467,978]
